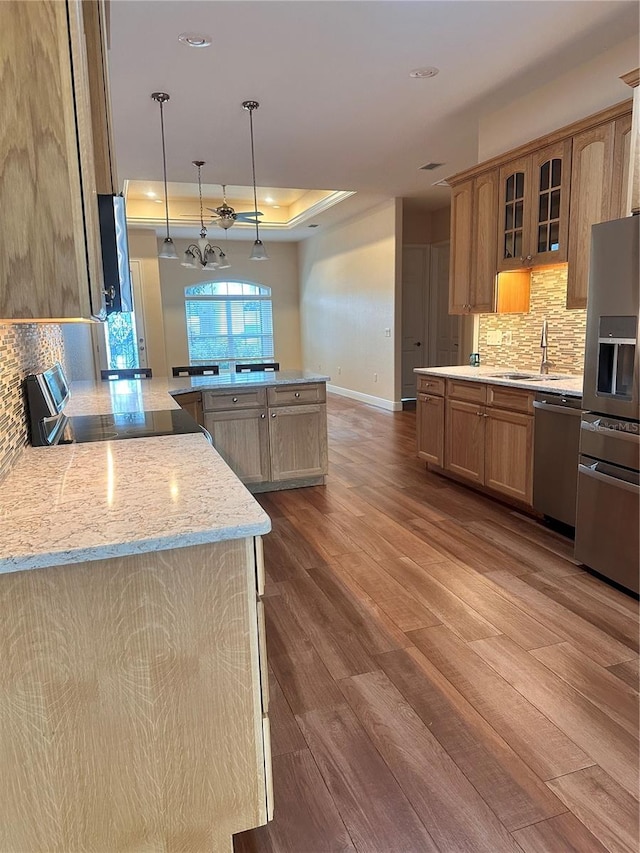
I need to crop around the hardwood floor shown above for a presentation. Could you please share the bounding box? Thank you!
[234,394,639,853]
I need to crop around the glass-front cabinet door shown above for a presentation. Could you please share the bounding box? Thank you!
[529,140,571,266]
[497,156,532,271]
[497,142,571,272]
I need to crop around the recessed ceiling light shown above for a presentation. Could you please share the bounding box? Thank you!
[178,32,212,48]
[272,205,280,209]
[146,190,157,198]
[154,198,164,203]
[409,66,439,79]
[264,196,275,204]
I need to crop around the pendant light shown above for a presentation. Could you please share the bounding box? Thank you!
[242,100,268,260]
[151,92,178,259]
[181,161,230,270]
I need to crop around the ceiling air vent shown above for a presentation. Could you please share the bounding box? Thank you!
[420,162,444,171]
[308,224,319,228]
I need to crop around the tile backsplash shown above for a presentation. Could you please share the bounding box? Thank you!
[0,324,65,481]
[478,265,587,374]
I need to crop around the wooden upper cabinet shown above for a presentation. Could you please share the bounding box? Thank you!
[496,142,571,271]
[470,170,498,312]
[82,0,118,194]
[567,122,615,309]
[497,156,532,271]
[611,113,633,220]
[0,1,107,322]
[529,140,571,266]
[449,180,473,313]
[449,172,498,315]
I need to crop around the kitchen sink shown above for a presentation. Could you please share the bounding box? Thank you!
[487,372,570,382]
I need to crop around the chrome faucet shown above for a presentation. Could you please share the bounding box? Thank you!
[540,320,551,374]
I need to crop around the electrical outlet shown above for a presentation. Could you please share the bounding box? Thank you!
[486,330,503,345]
[338,366,341,375]
[503,331,513,345]
[384,328,391,337]
[373,373,378,382]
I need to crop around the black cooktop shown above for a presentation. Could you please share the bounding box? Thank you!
[61,408,202,444]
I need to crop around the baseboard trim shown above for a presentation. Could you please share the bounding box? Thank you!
[326,384,402,412]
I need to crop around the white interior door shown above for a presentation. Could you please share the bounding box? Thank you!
[401,245,429,399]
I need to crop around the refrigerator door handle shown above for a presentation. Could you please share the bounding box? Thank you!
[578,463,640,495]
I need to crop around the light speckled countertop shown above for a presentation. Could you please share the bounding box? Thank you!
[414,365,584,398]
[66,371,330,416]
[1,376,281,572]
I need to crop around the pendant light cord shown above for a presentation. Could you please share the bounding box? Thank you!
[197,163,205,236]
[248,107,260,243]
[159,99,170,240]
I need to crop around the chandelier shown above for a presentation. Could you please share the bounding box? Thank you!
[242,100,268,261]
[181,161,230,270]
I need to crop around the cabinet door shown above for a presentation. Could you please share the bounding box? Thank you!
[485,408,533,504]
[176,392,203,426]
[268,404,328,481]
[204,409,270,484]
[0,1,104,321]
[449,180,473,314]
[445,399,485,484]
[470,170,498,312]
[567,122,615,309]
[529,140,571,266]
[417,393,444,466]
[611,113,633,220]
[497,156,533,271]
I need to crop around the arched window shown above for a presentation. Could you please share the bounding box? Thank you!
[184,281,274,368]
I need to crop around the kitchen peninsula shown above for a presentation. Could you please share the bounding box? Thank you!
[0,376,281,852]
[68,370,331,492]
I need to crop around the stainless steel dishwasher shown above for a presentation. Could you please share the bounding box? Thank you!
[533,392,584,528]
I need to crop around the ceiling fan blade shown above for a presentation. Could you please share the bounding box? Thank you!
[234,211,264,220]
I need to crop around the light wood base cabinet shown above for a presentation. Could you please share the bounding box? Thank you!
[176,390,204,426]
[426,379,535,507]
[485,406,533,504]
[203,383,329,491]
[417,392,445,466]
[0,538,272,852]
[445,398,485,483]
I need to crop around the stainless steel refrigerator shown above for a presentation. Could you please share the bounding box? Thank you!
[575,215,639,594]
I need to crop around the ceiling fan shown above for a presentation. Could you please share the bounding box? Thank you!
[207,185,263,230]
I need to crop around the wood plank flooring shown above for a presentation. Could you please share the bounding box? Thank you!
[234,394,639,853]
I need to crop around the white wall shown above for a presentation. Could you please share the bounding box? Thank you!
[151,236,301,373]
[478,36,638,160]
[298,199,401,409]
[127,230,169,378]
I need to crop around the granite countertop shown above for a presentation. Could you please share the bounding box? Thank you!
[414,365,584,398]
[66,371,331,416]
[1,371,281,572]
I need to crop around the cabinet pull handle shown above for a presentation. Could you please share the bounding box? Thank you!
[476,411,483,416]
[271,412,276,418]
[232,397,238,403]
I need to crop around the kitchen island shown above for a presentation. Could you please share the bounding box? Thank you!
[0,385,275,850]
[414,365,583,507]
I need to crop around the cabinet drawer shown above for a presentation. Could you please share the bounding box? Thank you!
[267,383,326,406]
[203,387,267,411]
[446,379,487,404]
[487,385,534,413]
[416,375,446,396]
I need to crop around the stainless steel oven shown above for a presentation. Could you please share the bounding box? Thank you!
[575,216,640,594]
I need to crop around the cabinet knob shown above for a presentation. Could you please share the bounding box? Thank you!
[294,392,300,398]
[271,412,276,418]
[476,411,483,417]
[260,413,266,419]
[424,395,431,401]
[232,397,238,403]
